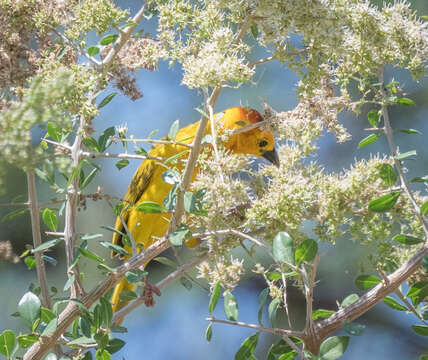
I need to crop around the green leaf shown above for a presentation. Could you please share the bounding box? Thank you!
[1,207,28,222]
[368,191,401,212]
[106,338,125,354]
[383,296,407,311]
[42,208,58,232]
[87,46,100,56]
[355,275,381,290]
[312,309,335,320]
[392,234,424,245]
[100,225,126,237]
[419,356,428,360]
[395,97,415,106]
[99,34,118,46]
[115,159,129,170]
[18,292,41,329]
[250,23,259,38]
[396,128,422,135]
[258,288,269,325]
[377,163,397,186]
[180,277,192,291]
[135,201,165,213]
[47,122,61,142]
[169,224,191,246]
[147,129,159,138]
[41,317,58,336]
[0,330,15,358]
[24,256,36,270]
[162,169,180,185]
[343,321,365,336]
[412,325,428,336]
[407,281,428,306]
[164,149,189,164]
[268,298,280,328]
[41,307,56,323]
[98,93,117,109]
[125,269,145,283]
[224,291,238,321]
[273,232,295,265]
[295,238,318,265]
[421,201,428,216]
[67,337,97,346]
[341,294,359,308]
[78,247,105,263]
[17,334,39,348]
[184,192,197,213]
[33,238,63,253]
[111,325,127,333]
[153,256,177,268]
[98,127,115,152]
[367,110,380,127]
[83,136,100,152]
[63,274,75,291]
[421,256,428,270]
[395,150,417,161]
[209,281,221,315]
[358,132,382,148]
[80,317,91,338]
[99,241,130,257]
[411,175,428,183]
[318,336,349,360]
[235,333,259,360]
[80,168,99,189]
[119,289,138,302]
[168,120,179,140]
[100,297,113,328]
[205,323,212,342]
[235,121,247,127]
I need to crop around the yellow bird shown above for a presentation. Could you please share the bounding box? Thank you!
[111,106,279,316]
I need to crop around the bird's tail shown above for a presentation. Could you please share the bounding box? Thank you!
[111,278,136,324]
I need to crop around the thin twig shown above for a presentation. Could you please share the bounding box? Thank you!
[304,255,320,332]
[120,137,193,148]
[394,289,428,325]
[112,255,208,324]
[45,232,65,237]
[206,317,304,338]
[0,201,28,207]
[282,335,307,360]
[27,171,52,309]
[378,67,428,239]
[80,151,178,162]
[101,4,147,67]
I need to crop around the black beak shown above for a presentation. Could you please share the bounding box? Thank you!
[262,148,280,168]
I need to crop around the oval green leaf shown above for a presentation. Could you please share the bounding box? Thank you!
[224,291,238,321]
[367,110,380,127]
[42,208,58,232]
[99,34,119,46]
[268,298,280,328]
[168,119,179,140]
[312,309,335,320]
[355,275,381,290]
[406,281,428,306]
[135,201,165,213]
[358,132,382,148]
[273,232,295,265]
[341,293,359,308]
[235,333,259,360]
[0,330,15,358]
[421,201,428,216]
[33,238,63,253]
[383,296,407,311]
[18,292,41,329]
[368,191,401,212]
[392,234,424,245]
[295,238,318,265]
[209,281,221,315]
[412,325,428,336]
[377,163,397,186]
[318,336,350,360]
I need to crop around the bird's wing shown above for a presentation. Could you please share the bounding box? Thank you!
[112,157,155,249]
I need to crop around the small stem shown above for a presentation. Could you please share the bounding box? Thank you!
[120,137,193,148]
[0,201,29,207]
[206,317,304,338]
[378,67,428,239]
[80,151,178,162]
[395,289,428,325]
[112,255,207,324]
[282,335,307,360]
[27,171,52,309]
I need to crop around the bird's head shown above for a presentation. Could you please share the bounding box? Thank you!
[216,107,279,167]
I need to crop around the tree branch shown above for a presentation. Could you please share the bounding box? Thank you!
[27,171,52,309]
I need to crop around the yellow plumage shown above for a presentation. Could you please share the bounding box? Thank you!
[111,107,278,317]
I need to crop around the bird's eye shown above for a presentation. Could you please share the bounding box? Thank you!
[259,140,268,148]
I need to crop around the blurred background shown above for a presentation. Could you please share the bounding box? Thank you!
[0,0,428,358]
